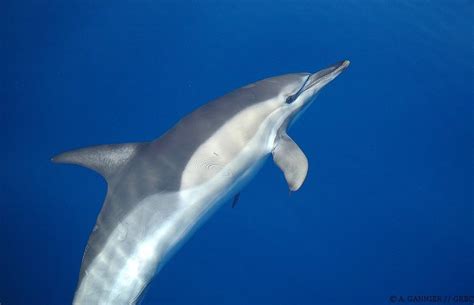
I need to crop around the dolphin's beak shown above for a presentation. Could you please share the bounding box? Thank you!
[302,60,350,93]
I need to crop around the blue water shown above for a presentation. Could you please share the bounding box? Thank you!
[2,1,473,304]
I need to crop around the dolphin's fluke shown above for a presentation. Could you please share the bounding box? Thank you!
[52,142,145,181]
[272,132,309,191]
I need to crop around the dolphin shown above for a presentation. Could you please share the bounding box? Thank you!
[53,60,350,305]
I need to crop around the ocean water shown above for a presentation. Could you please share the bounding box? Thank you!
[1,0,473,304]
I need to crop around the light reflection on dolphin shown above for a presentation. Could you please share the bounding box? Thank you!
[53,60,350,305]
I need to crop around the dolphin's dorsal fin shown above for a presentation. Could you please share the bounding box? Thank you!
[272,133,308,191]
[52,143,145,181]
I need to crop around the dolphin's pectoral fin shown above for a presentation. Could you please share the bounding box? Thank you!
[231,192,241,208]
[52,142,146,181]
[272,133,308,191]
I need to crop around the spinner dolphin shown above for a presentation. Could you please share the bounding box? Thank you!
[53,60,350,304]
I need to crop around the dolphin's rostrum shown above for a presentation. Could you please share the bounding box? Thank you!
[53,60,350,305]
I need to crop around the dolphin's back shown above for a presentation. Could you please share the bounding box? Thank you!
[114,72,309,193]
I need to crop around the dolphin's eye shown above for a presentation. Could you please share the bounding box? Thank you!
[286,75,311,104]
[286,95,296,104]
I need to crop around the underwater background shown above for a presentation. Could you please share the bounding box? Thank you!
[1,0,473,304]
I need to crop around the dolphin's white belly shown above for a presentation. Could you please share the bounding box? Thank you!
[73,160,267,305]
[73,119,275,305]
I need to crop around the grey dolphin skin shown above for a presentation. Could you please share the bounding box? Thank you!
[53,60,350,304]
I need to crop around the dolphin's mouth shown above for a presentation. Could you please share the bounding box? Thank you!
[301,60,350,93]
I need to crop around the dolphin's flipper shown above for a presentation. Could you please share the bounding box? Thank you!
[231,192,241,208]
[52,143,145,181]
[272,133,308,191]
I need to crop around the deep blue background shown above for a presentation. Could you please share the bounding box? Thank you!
[1,1,473,304]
